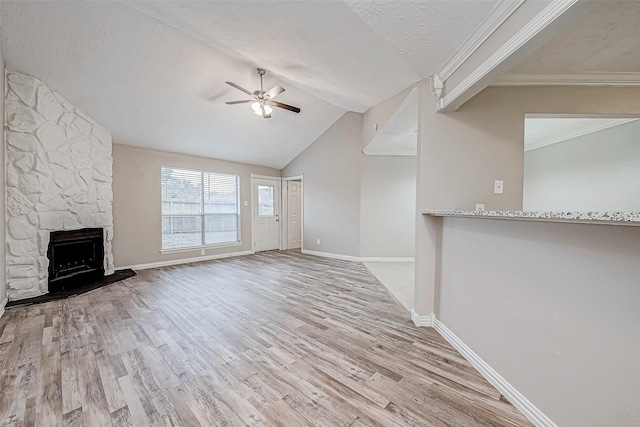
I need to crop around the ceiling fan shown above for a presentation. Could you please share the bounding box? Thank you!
[225,68,301,119]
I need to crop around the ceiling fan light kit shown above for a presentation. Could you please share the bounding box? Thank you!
[252,101,273,116]
[225,68,301,119]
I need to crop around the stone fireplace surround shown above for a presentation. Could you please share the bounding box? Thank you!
[5,70,114,301]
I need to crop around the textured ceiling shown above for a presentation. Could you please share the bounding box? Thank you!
[510,1,640,74]
[2,0,511,166]
[1,1,345,169]
[125,1,421,113]
[345,0,500,77]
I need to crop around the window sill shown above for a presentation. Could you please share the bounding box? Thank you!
[160,242,243,255]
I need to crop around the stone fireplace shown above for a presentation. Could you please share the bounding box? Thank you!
[48,228,105,292]
[5,70,114,301]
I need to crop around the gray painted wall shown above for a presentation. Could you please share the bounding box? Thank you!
[416,85,640,425]
[112,144,279,267]
[438,217,640,427]
[283,111,416,259]
[282,112,362,257]
[524,119,640,211]
[360,155,415,258]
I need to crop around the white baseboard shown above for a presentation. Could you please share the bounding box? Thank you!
[116,250,255,271]
[411,309,434,327]
[360,257,415,262]
[0,296,7,318]
[301,250,413,263]
[428,317,557,427]
[301,249,360,262]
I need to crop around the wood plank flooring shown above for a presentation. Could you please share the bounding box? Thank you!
[0,250,533,426]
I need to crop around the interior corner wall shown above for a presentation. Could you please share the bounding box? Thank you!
[524,119,640,211]
[359,155,416,259]
[282,112,362,257]
[361,85,414,149]
[111,144,279,268]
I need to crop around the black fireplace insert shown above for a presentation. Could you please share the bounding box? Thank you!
[47,228,105,292]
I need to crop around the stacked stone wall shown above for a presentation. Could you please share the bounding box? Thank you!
[5,70,114,300]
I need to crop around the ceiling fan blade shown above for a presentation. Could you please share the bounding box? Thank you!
[225,81,253,96]
[265,85,285,99]
[225,100,253,105]
[261,105,271,119]
[271,101,301,113]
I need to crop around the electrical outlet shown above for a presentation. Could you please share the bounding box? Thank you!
[475,204,485,212]
[200,249,205,255]
[316,238,321,245]
[244,200,248,206]
[494,180,504,194]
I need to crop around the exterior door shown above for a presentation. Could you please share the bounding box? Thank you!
[253,177,281,252]
[287,180,302,249]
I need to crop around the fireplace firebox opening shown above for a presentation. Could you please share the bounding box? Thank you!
[47,228,105,292]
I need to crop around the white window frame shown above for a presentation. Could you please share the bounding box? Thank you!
[160,166,241,253]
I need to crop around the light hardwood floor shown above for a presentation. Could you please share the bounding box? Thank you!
[362,262,414,312]
[0,250,533,426]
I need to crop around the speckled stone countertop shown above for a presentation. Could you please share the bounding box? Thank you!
[422,210,640,226]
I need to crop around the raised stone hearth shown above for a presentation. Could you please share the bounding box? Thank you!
[5,70,114,301]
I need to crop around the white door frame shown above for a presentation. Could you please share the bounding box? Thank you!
[281,175,304,251]
[251,174,282,252]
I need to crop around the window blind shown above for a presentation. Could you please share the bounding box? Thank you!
[161,167,240,250]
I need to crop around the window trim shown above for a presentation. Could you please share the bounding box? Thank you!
[161,166,241,251]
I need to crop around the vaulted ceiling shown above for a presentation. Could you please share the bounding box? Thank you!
[0,0,505,168]
[2,1,638,168]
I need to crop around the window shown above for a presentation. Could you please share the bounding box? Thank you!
[257,185,275,216]
[161,167,240,250]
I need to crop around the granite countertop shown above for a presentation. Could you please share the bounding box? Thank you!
[422,210,640,226]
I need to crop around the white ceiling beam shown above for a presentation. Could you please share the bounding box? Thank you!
[437,0,594,112]
[438,0,525,82]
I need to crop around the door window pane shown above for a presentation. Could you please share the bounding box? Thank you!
[258,185,274,217]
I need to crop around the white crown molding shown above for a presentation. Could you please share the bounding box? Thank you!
[431,316,558,427]
[526,118,639,151]
[0,297,7,319]
[439,0,579,111]
[439,0,525,81]
[411,309,434,327]
[116,250,255,271]
[493,72,640,87]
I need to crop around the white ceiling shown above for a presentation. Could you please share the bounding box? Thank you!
[345,0,500,77]
[525,117,640,152]
[1,1,345,169]
[125,1,422,113]
[509,1,640,75]
[1,1,521,168]
[364,87,417,156]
